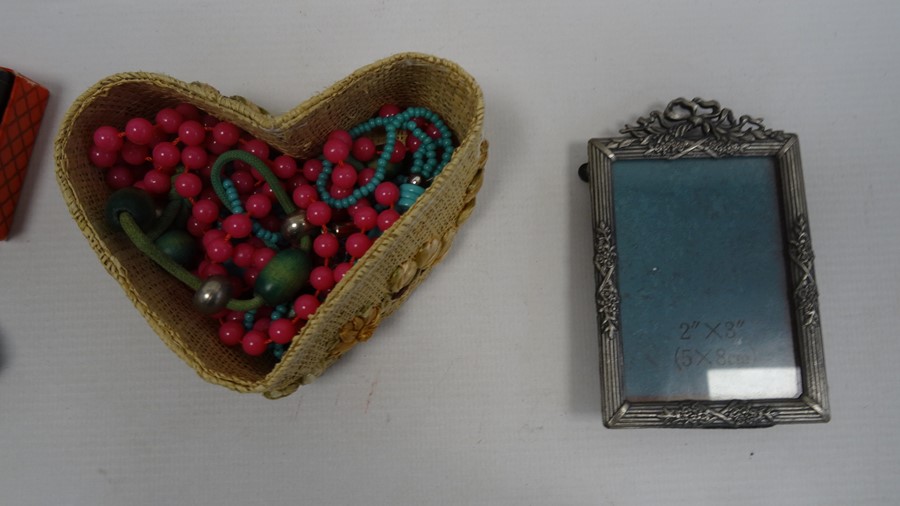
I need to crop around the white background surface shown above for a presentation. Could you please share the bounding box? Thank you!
[1,1,898,504]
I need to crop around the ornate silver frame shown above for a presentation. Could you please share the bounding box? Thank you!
[581,98,829,428]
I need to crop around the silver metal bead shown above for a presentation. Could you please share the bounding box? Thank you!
[408,174,425,186]
[281,211,314,244]
[193,275,233,314]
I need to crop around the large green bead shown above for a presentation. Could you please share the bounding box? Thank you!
[105,187,155,231]
[154,229,200,269]
[254,249,311,305]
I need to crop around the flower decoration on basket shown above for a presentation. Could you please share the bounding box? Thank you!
[93,102,457,360]
[332,306,382,358]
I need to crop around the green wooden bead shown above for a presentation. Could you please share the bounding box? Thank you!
[105,187,156,231]
[255,249,311,305]
[154,229,200,269]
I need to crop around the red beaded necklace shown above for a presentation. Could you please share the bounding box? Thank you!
[95,103,455,359]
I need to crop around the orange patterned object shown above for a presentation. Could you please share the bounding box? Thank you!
[0,67,49,240]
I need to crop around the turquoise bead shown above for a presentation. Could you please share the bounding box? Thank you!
[397,183,425,212]
[254,249,312,305]
[244,309,257,330]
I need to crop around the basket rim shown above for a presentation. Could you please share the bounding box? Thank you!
[54,52,486,395]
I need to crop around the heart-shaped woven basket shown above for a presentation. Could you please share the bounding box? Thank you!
[55,53,487,398]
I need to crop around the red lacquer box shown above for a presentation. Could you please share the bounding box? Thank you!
[0,67,49,240]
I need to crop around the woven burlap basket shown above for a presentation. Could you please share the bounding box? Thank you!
[55,53,487,398]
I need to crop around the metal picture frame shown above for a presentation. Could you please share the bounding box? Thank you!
[580,98,829,428]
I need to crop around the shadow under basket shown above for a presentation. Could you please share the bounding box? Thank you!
[55,53,487,398]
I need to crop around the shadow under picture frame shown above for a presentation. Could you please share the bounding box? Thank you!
[579,98,829,428]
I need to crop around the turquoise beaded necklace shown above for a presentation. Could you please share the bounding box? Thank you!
[316,107,454,209]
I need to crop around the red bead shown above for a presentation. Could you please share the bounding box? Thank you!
[204,263,229,278]
[242,139,270,161]
[89,145,118,168]
[241,330,269,356]
[302,159,323,182]
[203,229,227,247]
[186,216,210,237]
[155,108,183,134]
[197,186,217,202]
[210,121,239,147]
[268,319,297,345]
[309,265,335,291]
[331,165,358,189]
[124,117,155,145]
[305,201,332,226]
[218,321,245,347]
[120,141,149,166]
[232,243,256,268]
[378,208,400,231]
[245,194,272,218]
[406,134,422,153]
[230,170,256,194]
[425,124,441,139]
[181,145,208,170]
[178,120,206,147]
[249,165,265,182]
[287,174,307,189]
[105,165,134,189]
[292,294,320,320]
[330,186,351,199]
[313,232,339,258]
[174,172,203,198]
[223,214,252,239]
[148,127,166,147]
[260,183,277,200]
[346,199,371,217]
[242,267,260,286]
[379,104,401,117]
[252,247,276,269]
[389,140,407,163]
[292,184,318,209]
[174,103,201,122]
[272,155,298,180]
[205,138,230,155]
[93,126,123,152]
[192,199,219,224]
[143,169,171,194]
[352,206,378,232]
[345,232,373,258]
[374,182,400,206]
[323,139,349,163]
[357,167,376,186]
[351,137,377,162]
[201,114,220,129]
[206,237,234,263]
[152,142,181,171]
[327,130,353,147]
[252,317,271,333]
[333,262,352,282]
[225,310,244,322]
[195,259,210,277]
